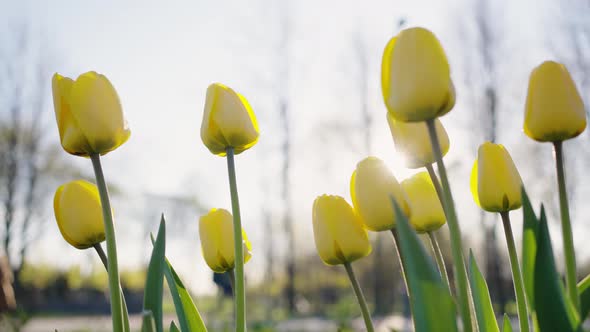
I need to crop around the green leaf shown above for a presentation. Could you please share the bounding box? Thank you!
[521,188,538,310]
[141,310,156,332]
[469,250,500,332]
[392,200,458,332]
[502,314,512,332]
[169,321,181,332]
[164,257,208,332]
[578,274,590,321]
[534,207,579,332]
[143,216,166,332]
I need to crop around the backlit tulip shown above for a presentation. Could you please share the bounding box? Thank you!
[381,27,455,122]
[52,72,130,156]
[387,113,450,168]
[471,142,523,212]
[350,157,408,231]
[200,83,260,156]
[312,195,371,265]
[401,172,445,233]
[524,61,586,142]
[54,180,105,249]
[199,208,252,273]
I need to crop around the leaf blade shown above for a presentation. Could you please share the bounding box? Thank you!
[534,207,578,332]
[164,257,208,332]
[392,200,458,332]
[521,188,538,310]
[469,250,500,332]
[143,216,166,332]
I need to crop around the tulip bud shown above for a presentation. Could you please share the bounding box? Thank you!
[524,61,586,142]
[381,27,456,122]
[471,142,523,212]
[350,157,409,231]
[199,208,252,273]
[312,195,371,265]
[200,83,260,156]
[54,180,106,249]
[387,113,450,168]
[52,72,130,156]
[401,172,445,233]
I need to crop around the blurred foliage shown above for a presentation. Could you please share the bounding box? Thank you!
[18,263,146,292]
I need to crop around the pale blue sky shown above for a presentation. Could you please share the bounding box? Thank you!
[2,0,587,294]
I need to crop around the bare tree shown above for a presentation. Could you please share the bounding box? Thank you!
[275,2,296,313]
[458,0,509,311]
[0,24,77,295]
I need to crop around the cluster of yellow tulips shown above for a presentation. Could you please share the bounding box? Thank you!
[49,25,587,332]
[312,27,587,332]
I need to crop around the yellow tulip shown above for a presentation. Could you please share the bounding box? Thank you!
[350,157,409,231]
[199,208,252,273]
[471,142,523,212]
[52,72,130,156]
[401,172,445,233]
[524,61,586,142]
[54,180,105,249]
[200,83,260,156]
[381,27,456,122]
[387,113,450,168]
[312,195,371,265]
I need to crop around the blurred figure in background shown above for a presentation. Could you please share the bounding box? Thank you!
[0,256,16,313]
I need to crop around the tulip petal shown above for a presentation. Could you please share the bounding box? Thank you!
[382,27,452,122]
[525,61,586,142]
[201,83,259,156]
[312,195,371,265]
[69,71,130,154]
[54,180,105,249]
[52,73,93,155]
[472,143,523,212]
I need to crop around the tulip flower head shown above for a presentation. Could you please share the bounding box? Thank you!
[52,72,130,156]
[381,27,456,122]
[471,142,523,212]
[387,113,450,168]
[54,180,106,249]
[199,208,252,273]
[401,172,446,233]
[201,83,260,156]
[524,61,586,142]
[350,157,409,231]
[312,195,371,265]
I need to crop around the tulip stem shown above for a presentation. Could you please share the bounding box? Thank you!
[425,164,446,215]
[500,212,530,332]
[344,262,375,332]
[427,231,451,292]
[426,119,473,332]
[90,154,127,332]
[553,141,580,312]
[390,229,409,300]
[226,148,247,332]
[94,243,131,332]
[94,243,109,271]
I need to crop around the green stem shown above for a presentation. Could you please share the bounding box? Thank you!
[344,262,375,332]
[90,154,126,332]
[500,212,530,332]
[226,148,246,332]
[390,229,409,299]
[425,163,446,215]
[94,243,131,332]
[553,141,580,312]
[427,231,452,292]
[426,119,473,332]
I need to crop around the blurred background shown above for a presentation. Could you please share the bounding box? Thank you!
[0,0,589,331]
